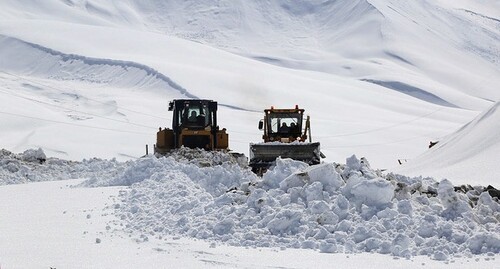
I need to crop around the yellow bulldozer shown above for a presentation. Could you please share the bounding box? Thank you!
[249,105,324,174]
[155,99,229,154]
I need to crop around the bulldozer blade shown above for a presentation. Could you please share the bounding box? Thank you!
[249,142,321,166]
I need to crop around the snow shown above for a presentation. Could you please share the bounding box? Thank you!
[1,0,498,171]
[1,148,499,267]
[4,180,493,269]
[0,0,499,267]
[394,101,500,186]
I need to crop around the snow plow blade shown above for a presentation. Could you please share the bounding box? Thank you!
[249,142,321,173]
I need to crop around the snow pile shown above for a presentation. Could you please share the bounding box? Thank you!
[0,148,125,185]
[0,147,248,186]
[77,153,500,261]
[2,148,499,260]
[82,148,253,190]
[19,148,46,163]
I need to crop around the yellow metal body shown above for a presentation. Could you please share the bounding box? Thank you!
[155,126,228,154]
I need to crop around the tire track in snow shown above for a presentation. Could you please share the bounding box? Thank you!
[461,9,500,24]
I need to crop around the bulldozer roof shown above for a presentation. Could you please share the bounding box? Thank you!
[169,99,218,111]
[264,107,305,114]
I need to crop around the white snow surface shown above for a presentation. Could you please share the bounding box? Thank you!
[2,148,499,267]
[91,153,499,261]
[1,0,500,267]
[0,0,499,180]
[394,101,500,186]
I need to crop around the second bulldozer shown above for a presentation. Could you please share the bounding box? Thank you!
[249,105,324,174]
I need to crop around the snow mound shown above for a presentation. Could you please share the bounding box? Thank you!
[81,148,257,197]
[1,148,499,260]
[0,148,125,185]
[74,153,499,261]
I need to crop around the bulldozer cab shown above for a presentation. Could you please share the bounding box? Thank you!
[261,107,306,142]
[173,100,213,130]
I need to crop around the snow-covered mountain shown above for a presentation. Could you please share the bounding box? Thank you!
[1,0,499,175]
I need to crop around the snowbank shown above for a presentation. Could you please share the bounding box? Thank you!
[2,148,499,261]
[82,151,499,261]
[394,101,500,186]
[0,148,125,185]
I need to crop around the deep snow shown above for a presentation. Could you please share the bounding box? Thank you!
[395,101,500,186]
[1,148,499,266]
[1,0,499,176]
[1,0,500,268]
[4,179,496,269]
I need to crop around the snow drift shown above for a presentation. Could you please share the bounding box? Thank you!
[1,0,499,173]
[79,152,500,260]
[394,101,500,186]
[7,147,497,262]
[2,148,499,262]
[1,0,500,267]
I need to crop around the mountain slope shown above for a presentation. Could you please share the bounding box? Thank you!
[1,0,498,109]
[0,0,498,173]
[394,101,500,186]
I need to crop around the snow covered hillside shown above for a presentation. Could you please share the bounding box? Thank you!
[395,101,500,186]
[0,0,498,176]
